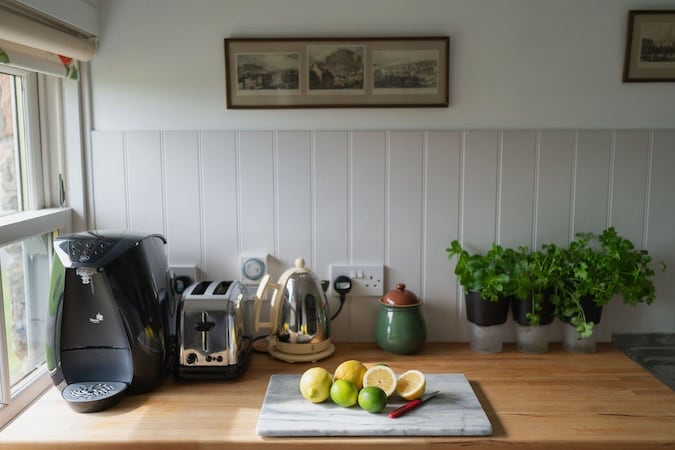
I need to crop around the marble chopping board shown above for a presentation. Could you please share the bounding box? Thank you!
[256,373,492,437]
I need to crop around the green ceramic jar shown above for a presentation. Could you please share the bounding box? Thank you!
[375,284,426,354]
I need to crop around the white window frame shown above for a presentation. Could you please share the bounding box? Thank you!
[0,64,78,428]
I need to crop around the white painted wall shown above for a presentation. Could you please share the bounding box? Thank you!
[87,1,675,343]
[90,0,675,130]
[17,0,98,35]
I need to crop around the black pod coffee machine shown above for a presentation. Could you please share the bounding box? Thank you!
[46,231,177,413]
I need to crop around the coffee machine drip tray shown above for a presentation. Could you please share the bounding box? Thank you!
[61,381,128,413]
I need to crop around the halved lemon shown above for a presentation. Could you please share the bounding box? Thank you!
[396,369,426,400]
[362,364,397,397]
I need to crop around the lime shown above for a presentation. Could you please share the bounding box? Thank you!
[329,379,358,407]
[299,367,332,403]
[333,359,367,390]
[362,364,397,397]
[358,386,388,413]
[396,369,426,401]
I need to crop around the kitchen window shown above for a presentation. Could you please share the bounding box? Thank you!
[0,66,71,427]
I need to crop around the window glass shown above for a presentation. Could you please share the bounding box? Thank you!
[1,233,52,387]
[1,56,73,429]
[0,72,24,216]
[1,67,59,405]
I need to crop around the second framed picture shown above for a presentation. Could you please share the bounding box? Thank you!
[623,10,675,82]
[224,37,449,108]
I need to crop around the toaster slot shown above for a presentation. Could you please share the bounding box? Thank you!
[190,281,212,295]
[213,281,232,295]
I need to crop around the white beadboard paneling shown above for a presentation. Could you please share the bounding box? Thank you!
[276,131,312,269]
[459,131,499,341]
[91,131,127,230]
[644,130,675,331]
[349,131,386,341]
[500,130,536,249]
[200,131,239,279]
[313,131,350,341]
[238,132,275,259]
[536,131,575,246]
[574,131,611,234]
[163,131,201,266]
[599,131,651,340]
[313,131,350,275]
[499,131,537,343]
[424,131,462,342]
[351,131,387,261]
[387,131,424,294]
[461,131,499,252]
[87,127,675,343]
[611,130,650,244]
[125,131,164,234]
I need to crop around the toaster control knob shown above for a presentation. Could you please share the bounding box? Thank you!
[206,355,212,362]
[186,353,198,364]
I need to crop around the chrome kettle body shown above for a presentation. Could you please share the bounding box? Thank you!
[254,258,334,362]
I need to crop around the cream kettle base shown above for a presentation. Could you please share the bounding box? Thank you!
[266,337,335,363]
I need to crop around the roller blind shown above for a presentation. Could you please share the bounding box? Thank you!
[0,3,96,80]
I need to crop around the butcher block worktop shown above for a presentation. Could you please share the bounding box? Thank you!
[2,343,674,449]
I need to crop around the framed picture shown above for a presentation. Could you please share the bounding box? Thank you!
[623,10,675,82]
[224,37,449,108]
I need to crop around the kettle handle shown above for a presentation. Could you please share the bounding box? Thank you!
[254,274,281,333]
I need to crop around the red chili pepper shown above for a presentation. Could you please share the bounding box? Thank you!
[58,55,73,65]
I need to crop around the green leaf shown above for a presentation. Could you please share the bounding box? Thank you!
[0,47,9,64]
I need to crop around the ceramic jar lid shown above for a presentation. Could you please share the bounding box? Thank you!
[380,283,422,306]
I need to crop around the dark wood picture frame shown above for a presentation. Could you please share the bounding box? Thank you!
[224,37,449,108]
[623,10,675,82]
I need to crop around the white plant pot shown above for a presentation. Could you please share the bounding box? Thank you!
[562,322,598,353]
[515,323,551,354]
[468,322,504,354]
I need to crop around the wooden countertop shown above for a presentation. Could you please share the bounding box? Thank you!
[1,343,674,449]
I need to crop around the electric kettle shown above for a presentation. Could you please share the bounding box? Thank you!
[254,258,334,362]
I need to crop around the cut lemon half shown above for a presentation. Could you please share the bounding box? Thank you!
[362,364,397,397]
[396,369,426,400]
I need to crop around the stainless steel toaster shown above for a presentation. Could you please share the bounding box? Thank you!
[176,280,252,379]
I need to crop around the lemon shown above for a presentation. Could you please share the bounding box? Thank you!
[362,364,397,397]
[396,369,426,400]
[357,386,388,413]
[333,359,367,390]
[329,379,358,407]
[299,367,332,403]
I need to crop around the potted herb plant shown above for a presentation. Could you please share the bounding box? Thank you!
[509,244,564,353]
[446,241,513,353]
[554,227,663,353]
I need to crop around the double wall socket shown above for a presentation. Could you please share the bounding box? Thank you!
[329,264,384,297]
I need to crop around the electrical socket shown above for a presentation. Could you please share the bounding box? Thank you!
[169,265,200,295]
[329,264,384,297]
[169,265,199,283]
